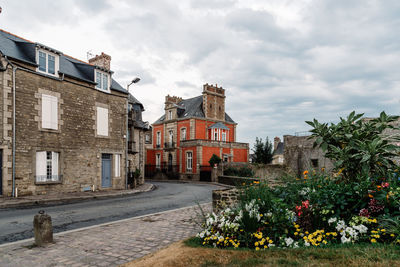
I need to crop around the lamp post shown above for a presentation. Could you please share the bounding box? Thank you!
[126,77,141,189]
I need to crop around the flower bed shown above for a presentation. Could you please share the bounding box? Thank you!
[197,173,400,249]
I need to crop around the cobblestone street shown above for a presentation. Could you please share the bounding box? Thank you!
[0,204,210,267]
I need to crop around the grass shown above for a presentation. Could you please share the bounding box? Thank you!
[125,238,400,267]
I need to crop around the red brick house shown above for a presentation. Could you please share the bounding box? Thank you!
[146,84,249,180]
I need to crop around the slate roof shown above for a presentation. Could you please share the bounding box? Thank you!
[273,142,284,155]
[209,122,230,130]
[128,93,144,111]
[153,95,236,124]
[0,29,127,94]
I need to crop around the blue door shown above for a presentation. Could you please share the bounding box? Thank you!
[102,154,112,188]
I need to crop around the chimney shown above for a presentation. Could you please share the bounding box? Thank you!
[88,52,111,71]
[202,83,226,121]
[274,137,281,151]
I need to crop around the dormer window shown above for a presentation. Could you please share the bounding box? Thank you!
[95,70,110,92]
[168,110,173,120]
[36,49,59,76]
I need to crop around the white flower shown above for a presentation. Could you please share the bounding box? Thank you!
[353,224,368,234]
[284,237,294,247]
[268,244,275,247]
[328,217,337,225]
[293,242,299,248]
[341,235,351,244]
[304,241,310,247]
[299,187,310,196]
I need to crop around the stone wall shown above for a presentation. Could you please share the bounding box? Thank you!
[283,135,334,177]
[212,188,239,213]
[1,62,127,196]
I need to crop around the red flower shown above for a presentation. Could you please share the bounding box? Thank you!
[302,200,310,209]
[382,182,389,188]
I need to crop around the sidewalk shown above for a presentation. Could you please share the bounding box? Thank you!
[0,183,155,209]
[0,203,210,267]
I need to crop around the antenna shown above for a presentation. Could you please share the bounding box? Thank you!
[86,50,94,60]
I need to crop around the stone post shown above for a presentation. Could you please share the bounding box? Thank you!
[33,210,53,246]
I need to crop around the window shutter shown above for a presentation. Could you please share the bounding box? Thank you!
[114,154,120,177]
[52,152,59,180]
[97,107,109,136]
[36,151,47,182]
[42,95,58,130]
[50,96,58,130]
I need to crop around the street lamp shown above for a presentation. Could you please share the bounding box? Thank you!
[126,77,140,190]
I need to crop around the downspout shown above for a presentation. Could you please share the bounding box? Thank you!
[126,98,129,189]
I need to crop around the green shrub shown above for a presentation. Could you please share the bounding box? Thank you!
[224,166,255,177]
[209,154,222,167]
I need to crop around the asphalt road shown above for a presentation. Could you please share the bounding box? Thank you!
[0,181,224,245]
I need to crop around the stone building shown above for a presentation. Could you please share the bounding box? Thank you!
[146,83,249,181]
[283,135,334,177]
[127,94,150,187]
[272,136,284,165]
[0,29,130,196]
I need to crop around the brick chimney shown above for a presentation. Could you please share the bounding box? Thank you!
[274,137,281,151]
[89,52,111,71]
[202,83,226,121]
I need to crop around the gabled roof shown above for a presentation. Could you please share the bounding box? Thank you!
[209,122,230,130]
[0,29,127,94]
[128,93,144,111]
[273,142,284,155]
[153,95,236,124]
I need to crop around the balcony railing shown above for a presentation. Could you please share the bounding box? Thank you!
[164,141,175,149]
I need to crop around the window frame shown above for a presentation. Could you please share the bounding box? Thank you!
[36,49,59,77]
[35,151,60,183]
[156,154,161,169]
[114,154,121,177]
[41,94,58,130]
[95,70,111,93]
[186,151,193,171]
[96,106,109,137]
[156,131,161,146]
[181,127,187,141]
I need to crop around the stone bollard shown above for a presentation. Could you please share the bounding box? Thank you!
[33,210,53,246]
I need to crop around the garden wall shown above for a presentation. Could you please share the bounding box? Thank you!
[212,188,239,213]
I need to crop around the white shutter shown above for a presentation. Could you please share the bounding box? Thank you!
[50,96,58,130]
[42,95,58,130]
[97,107,109,136]
[114,154,120,177]
[36,151,47,182]
[52,152,59,181]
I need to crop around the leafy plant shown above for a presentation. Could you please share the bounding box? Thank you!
[224,166,255,177]
[306,111,400,182]
[209,154,222,167]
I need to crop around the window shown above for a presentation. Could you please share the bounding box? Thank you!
[168,110,172,120]
[37,49,58,76]
[156,131,161,146]
[311,159,319,168]
[145,134,150,143]
[156,154,161,169]
[222,132,226,142]
[181,128,186,141]
[114,154,121,177]
[186,152,193,171]
[36,151,59,182]
[214,131,218,141]
[169,130,174,145]
[97,106,109,136]
[41,94,58,130]
[95,70,110,92]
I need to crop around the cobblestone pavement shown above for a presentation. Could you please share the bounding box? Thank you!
[0,203,210,267]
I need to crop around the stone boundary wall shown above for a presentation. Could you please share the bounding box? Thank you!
[217,175,259,186]
[212,188,240,213]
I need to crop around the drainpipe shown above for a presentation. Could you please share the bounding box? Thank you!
[12,66,16,197]
[126,98,129,189]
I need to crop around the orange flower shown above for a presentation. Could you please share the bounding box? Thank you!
[368,194,374,198]
[377,185,382,191]
[303,170,309,175]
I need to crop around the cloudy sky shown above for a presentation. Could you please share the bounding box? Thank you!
[1,0,400,147]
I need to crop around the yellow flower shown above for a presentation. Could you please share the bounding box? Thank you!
[255,242,259,246]
[390,234,395,237]
[268,239,273,244]
[381,229,386,232]
[371,239,377,243]
[255,247,260,251]
[294,232,299,236]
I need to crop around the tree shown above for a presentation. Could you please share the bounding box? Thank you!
[252,137,273,164]
[209,154,222,167]
[306,111,400,182]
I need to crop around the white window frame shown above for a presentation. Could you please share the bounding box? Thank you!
[41,94,58,130]
[156,154,161,169]
[222,131,226,142]
[168,110,172,120]
[186,152,193,171]
[95,70,110,93]
[181,127,186,141]
[156,131,161,146]
[114,154,121,177]
[96,106,109,136]
[36,151,60,182]
[36,49,59,77]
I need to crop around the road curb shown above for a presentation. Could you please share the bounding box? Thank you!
[0,202,210,249]
[146,179,234,189]
[0,184,156,210]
